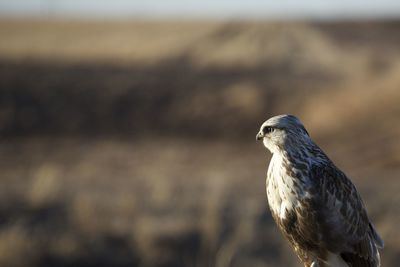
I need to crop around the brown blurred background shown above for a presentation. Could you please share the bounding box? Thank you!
[0,2,400,267]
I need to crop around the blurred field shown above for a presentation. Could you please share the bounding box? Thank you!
[0,18,400,267]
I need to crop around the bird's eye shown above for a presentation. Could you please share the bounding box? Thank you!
[263,126,274,134]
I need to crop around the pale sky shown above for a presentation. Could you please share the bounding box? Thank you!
[1,0,400,19]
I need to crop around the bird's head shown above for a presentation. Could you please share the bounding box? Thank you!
[256,114,310,153]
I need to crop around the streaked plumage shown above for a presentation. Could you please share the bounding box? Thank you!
[256,114,383,267]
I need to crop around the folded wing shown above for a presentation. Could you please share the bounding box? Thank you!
[309,163,383,267]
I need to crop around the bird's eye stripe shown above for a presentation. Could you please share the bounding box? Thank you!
[263,126,274,134]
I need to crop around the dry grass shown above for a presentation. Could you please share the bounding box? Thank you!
[0,18,221,64]
[0,18,399,266]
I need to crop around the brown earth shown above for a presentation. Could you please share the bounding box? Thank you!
[0,18,399,267]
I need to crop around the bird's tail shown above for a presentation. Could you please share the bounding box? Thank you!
[369,223,384,248]
[340,229,382,267]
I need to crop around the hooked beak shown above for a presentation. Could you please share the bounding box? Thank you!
[256,131,264,141]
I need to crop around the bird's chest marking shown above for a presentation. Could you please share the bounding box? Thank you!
[266,153,305,220]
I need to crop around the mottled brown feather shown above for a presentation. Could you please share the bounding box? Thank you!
[310,163,382,266]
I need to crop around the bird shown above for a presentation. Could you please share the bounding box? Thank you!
[256,114,383,267]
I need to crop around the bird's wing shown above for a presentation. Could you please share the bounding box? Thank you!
[309,163,383,266]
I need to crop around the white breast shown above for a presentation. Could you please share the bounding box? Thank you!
[266,153,299,219]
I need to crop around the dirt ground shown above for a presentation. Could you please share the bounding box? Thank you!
[0,18,399,267]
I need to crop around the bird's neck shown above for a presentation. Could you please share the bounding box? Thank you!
[280,138,324,161]
[276,148,306,165]
[273,141,330,177]
[270,147,313,183]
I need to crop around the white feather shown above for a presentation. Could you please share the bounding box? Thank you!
[326,253,348,267]
[266,152,297,219]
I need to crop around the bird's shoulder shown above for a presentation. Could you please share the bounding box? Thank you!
[307,161,369,238]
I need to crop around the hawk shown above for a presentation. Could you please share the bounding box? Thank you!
[256,114,383,267]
